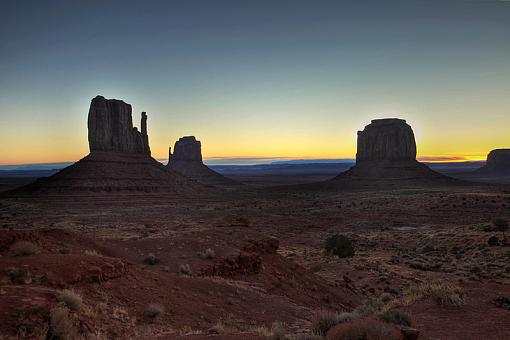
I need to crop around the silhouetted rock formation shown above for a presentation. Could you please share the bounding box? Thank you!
[335,118,446,181]
[477,149,510,175]
[356,119,416,162]
[11,96,205,195]
[167,136,239,187]
[88,96,150,155]
[172,136,202,162]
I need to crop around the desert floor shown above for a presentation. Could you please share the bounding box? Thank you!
[1,179,510,339]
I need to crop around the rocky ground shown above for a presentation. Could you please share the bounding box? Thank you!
[1,183,510,339]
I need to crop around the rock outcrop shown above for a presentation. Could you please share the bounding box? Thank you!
[171,136,202,162]
[11,96,206,195]
[335,118,446,182]
[167,136,239,187]
[88,96,150,155]
[478,149,510,174]
[356,119,416,162]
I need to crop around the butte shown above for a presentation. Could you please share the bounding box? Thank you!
[12,96,204,195]
[167,136,240,187]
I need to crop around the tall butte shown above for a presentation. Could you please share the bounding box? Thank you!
[167,136,239,187]
[13,96,203,194]
[336,118,446,181]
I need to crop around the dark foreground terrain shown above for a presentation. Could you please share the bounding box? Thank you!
[1,178,510,340]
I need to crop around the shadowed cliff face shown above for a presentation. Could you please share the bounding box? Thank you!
[87,96,151,155]
[356,119,416,163]
[476,149,510,175]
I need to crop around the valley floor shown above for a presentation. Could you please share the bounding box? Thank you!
[1,183,510,339]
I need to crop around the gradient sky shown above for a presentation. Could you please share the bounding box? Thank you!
[1,0,509,165]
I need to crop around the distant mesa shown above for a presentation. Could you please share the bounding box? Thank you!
[167,136,239,187]
[336,118,446,180]
[12,96,204,195]
[476,149,510,175]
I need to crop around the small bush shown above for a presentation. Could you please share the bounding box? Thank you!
[326,318,401,340]
[144,253,160,265]
[7,267,31,284]
[144,303,164,318]
[179,264,192,276]
[57,289,82,311]
[49,307,78,340]
[199,248,216,259]
[325,234,354,258]
[311,310,352,336]
[208,322,225,334]
[379,310,412,326]
[11,241,39,256]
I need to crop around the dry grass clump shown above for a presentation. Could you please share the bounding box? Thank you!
[179,264,192,276]
[252,322,287,339]
[144,303,164,318]
[11,241,39,256]
[208,322,225,334]
[49,307,78,340]
[57,289,82,311]
[326,318,401,340]
[402,280,465,307]
[311,310,353,336]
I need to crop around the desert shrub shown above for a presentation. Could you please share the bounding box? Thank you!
[326,318,401,340]
[208,322,225,334]
[378,293,393,304]
[49,307,78,340]
[144,253,160,265]
[7,267,31,284]
[270,321,286,340]
[325,234,354,258]
[488,236,500,246]
[379,310,412,326]
[144,303,164,318]
[57,289,82,311]
[11,241,39,256]
[199,248,216,259]
[179,264,192,275]
[311,310,353,336]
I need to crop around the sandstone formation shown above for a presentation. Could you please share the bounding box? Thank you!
[356,119,416,162]
[477,149,510,174]
[12,96,205,194]
[167,136,239,187]
[171,136,202,162]
[336,118,445,181]
[88,96,150,155]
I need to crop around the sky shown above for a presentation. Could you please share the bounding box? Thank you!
[1,0,509,165]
